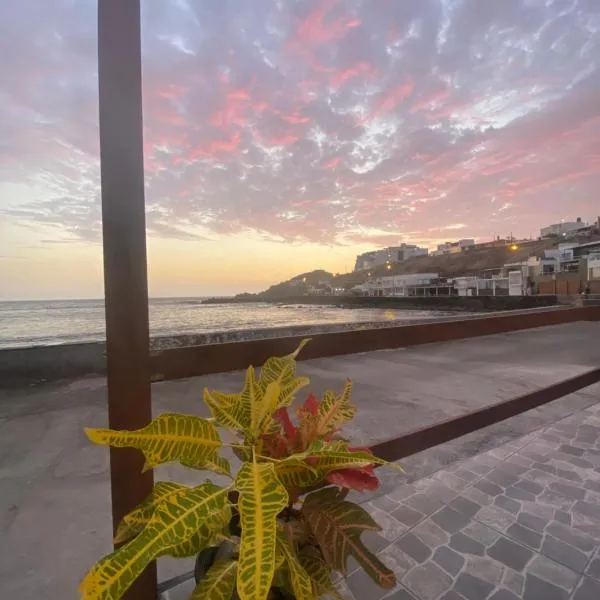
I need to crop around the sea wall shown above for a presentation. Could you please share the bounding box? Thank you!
[0,319,428,389]
[216,295,559,311]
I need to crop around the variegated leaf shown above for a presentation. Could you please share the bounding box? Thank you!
[204,387,251,432]
[302,487,396,590]
[189,559,237,600]
[275,457,321,490]
[315,380,356,436]
[80,483,230,600]
[298,547,343,600]
[85,413,226,473]
[276,533,314,600]
[113,481,187,544]
[235,458,288,600]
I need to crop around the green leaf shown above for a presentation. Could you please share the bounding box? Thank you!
[80,483,231,600]
[302,487,396,590]
[113,481,187,544]
[276,533,314,600]
[315,380,356,436]
[189,559,237,600]
[235,457,289,600]
[204,385,251,432]
[85,413,227,473]
[275,458,321,490]
[298,547,343,600]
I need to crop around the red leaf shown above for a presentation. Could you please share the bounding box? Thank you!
[275,407,297,440]
[298,392,320,418]
[326,466,380,492]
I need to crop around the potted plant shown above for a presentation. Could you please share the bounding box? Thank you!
[80,339,399,600]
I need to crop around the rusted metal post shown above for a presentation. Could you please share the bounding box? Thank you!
[98,0,156,598]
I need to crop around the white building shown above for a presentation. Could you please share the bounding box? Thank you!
[540,218,588,239]
[356,273,439,296]
[432,239,475,256]
[354,244,428,271]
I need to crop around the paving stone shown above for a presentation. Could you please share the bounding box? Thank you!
[424,482,458,503]
[449,532,485,556]
[546,522,596,552]
[440,592,464,600]
[514,479,543,495]
[473,479,503,497]
[525,468,557,485]
[448,496,481,518]
[382,588,417,600]
[585,557,600,579]
[369,495,400,513]
[372,509,407,542]
[487,470,519,487]
[553,510,571,525]
[388,486,417,503]
[502,570,525,597]
[453,572,494,600]
[346,566,391,600]
[535,462,558,475]
[516,511,547,533]
[391,505,425,528]
[538,489,575,510]
[584,480,600,493]
[431,472,469,493]
[431,507,470,534]
[489,590,520,600]
[567,457,593,469]
[494,495,520,515]
[523,574,569,600]
[554,467,583,482]
[541,535,589,573]
[550,481,587,500]
[506,523,543,550]
[379,543,417,578]
[396,533,432,564]
[461,486,495,507]
[487,537,533,571]
[466,555,504,585]
[432,546,464,576]
[498,462,529,476]
[404,494,444,516]
[505,486,536,502]
[453,468,479,483]
[559,444,585,457]
[573,577,600,600]
[573,500,600,520]
[412,520,450,548]
[462,521,501,546]
[528,554,580,591]
[476,505,516,531]
[403,561,453,600]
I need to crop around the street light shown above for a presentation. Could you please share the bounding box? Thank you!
[510,244,519,251]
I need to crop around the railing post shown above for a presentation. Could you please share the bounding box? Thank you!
[98,0,156,598]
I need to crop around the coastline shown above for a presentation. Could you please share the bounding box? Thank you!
[0,305,565,390]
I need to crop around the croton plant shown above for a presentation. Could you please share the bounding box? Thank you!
[80,339,399,600]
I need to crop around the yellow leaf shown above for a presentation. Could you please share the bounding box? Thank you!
[85,413,227,473]
[316,380,356,436]
[113,481,187,544]
[80,483,230,600]
[189,559,237,600]
[275,458,321,491]
[235,457,288,600]
[299,547,344,600]
[203,387,250,432]
[276,533,315,600]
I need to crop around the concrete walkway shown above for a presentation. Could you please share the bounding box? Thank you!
[0,322,599,598]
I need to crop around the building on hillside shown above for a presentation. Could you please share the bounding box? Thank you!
[540,218,589,239]
[354,244,428,271]
[352,273,439,296]
[432,239,475,256]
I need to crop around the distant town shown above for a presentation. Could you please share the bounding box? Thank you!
[210,216,600,303]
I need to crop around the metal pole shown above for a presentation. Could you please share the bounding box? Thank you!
[98,1,156,598]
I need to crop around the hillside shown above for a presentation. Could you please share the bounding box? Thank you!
[214,234,599,302]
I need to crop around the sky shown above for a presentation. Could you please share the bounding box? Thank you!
[1,0,600,300]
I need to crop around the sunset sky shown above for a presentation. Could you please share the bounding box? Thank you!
[1,0,599,300]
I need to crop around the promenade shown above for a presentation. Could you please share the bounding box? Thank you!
[0,321,599,599]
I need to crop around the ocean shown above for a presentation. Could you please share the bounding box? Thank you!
[0,298,454,350]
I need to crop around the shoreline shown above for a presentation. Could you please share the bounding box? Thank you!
[0,305,566,390]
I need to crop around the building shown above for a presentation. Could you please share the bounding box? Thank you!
[354,244,428,271]
[540,218,589,239]
[432,239,475,256]
[353,273,439,296]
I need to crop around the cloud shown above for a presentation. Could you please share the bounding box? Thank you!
[1,0,600,248]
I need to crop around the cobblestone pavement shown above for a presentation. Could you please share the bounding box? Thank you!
[341,403,600,600]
